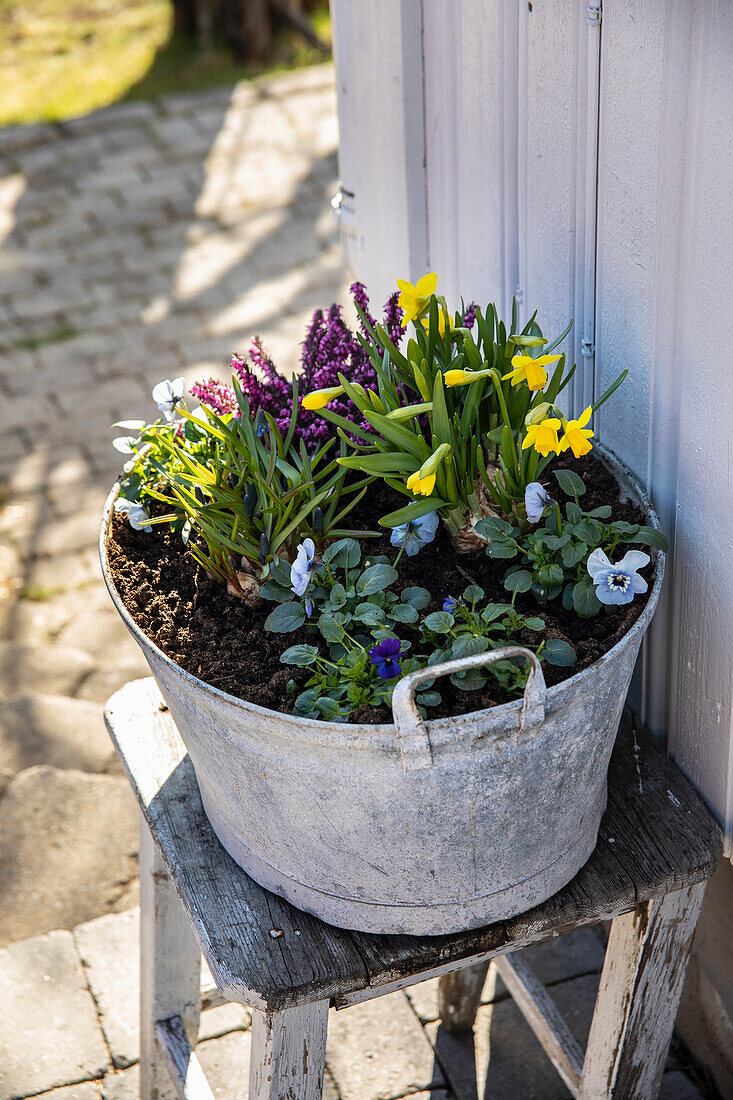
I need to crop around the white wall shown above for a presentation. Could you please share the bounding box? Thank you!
[330,0,733,847]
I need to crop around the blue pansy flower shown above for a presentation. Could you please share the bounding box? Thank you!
[587,548,650,605]
[369,638,403,680]
[390,510,439,557]
[114,497,152,533]
[443,596,458,613]
[525,482,552,523]
[290,538,316,597]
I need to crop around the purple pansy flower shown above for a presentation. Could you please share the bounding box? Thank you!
[369,638,403,680]
[290,538,316,597]
[525,482,552,523]
[587,548,650,605]
[389,511,439,556]
[443,596,458,613]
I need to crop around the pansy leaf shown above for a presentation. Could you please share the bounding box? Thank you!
[357,563,398,595]
[315,697,342,721]
[323,538,361,568]
[416,690,441,708]
[485,539,519,559]
[328,582,347,609]
[401,586,432,610]
[280,644,319,666]
[482,602,510,623]
[354,602,385,626]
[423,611,454,633]
[573,580,602,619]
[565,502,583,524]
[504,570,533,594]
[542,639,577,667]
[474,516,516,540]
[587,505,612,519]
[524,616,546,632]
[319,616,346,643]
[629,527,669,551]
[562,541,588,568]
[462,584,485,604]
[554,469,586,498]
[259,580,293,603]
[264,601,306,633]
[537,563,564,589]
[389,603,419,624]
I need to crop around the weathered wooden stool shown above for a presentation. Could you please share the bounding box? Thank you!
[105,679,722,1100]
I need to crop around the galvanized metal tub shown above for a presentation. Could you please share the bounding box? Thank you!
[100,446,664,935]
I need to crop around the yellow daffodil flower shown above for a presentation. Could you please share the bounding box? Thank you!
[444,368,492,387]
[420,309,451,339]
[405,442,451,497]
[558,406,594,457]
[302,385,344,411]
[396,273,438,327]
[502,353,562,392]
[407,470,437,496]
[521,417,562,457]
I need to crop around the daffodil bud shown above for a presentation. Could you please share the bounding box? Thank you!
[525,402,552,426]
[367,390,386,414]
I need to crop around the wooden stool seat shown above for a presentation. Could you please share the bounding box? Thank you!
[105,678,722,1099]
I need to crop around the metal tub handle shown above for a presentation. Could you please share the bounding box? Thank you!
[391,647,547,771]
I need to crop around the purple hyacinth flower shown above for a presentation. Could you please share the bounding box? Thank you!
[442,596,458,613]
[525,482,552,523]
[290,538,316,597]
[587,548,650,605]
[369,638,403,680]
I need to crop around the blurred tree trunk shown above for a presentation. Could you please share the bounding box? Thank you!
[169,0,326,61]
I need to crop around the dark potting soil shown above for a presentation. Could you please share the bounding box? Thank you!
[106,452,656,723]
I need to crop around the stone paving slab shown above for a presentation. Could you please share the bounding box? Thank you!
[405,926,605,1024]
[0,767,138,946]
[0,930,107,1100]
[0,693,115,774]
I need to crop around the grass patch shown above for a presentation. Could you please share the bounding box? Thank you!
[0,324,79,353]
[0,0,331,127]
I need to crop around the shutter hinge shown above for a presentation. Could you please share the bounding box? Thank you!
[581,339,595,358]
[587,2,602,24]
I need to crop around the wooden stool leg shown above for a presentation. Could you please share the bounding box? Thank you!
[140,813,202,1100]
[580,882,706,1100]
[249,1000,329,1100]
[438,961,490,1032]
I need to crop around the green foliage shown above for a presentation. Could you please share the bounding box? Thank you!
[480,471,668,617]
[115,377,371,595]
[417,584,576,696]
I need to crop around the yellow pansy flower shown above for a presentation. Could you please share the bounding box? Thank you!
[444,368,492,387]
[521,417,562,457]
[407,470,436,496]
[302,385,345,411]
[502,353,562,392]
[558,406,594,457]
[396,273,438,327]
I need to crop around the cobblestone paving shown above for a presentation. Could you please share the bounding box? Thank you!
[0,68,707,1099]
